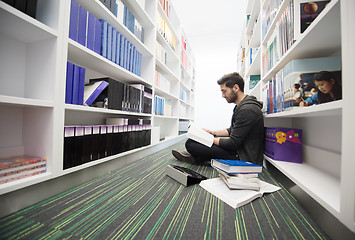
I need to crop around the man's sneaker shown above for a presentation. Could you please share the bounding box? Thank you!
[172,150,197,164]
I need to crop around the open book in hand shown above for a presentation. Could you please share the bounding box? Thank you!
[187,124,214,147]
[199,177,281,208]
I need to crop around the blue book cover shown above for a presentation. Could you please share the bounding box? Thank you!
[116,31,121,65]
[72,64,81,105]
[130,45,136,73]
[112,28,117,63]
[94,18,102,55]
[119,36,126,67]
[84,80,109,106]
[127,42,132,71]
[69,0,79,41]
[65,62,74,104]
[133,48,137,75]
[86,12,95,51]
[100,19,107,58]
[212,159,262,174]
[78,66,86,105]
[107,24,112,60]
[78,6,87,46]
[138,52,142,76]
[125,40,131,70]
[122,38,127,69]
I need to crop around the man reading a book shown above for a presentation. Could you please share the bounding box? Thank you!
[172,72,264,165]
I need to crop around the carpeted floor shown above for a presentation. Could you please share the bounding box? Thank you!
[0,140,330,239]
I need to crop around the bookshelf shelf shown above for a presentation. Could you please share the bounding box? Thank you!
[264,155,341,215]
[0,172,52,195]
[0,0,195,202]
[239,0,355,235]
[265,100,342,118]
[0,95,54,108]
[65,104,151,117]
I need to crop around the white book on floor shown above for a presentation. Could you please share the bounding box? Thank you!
[199,177,281,208]
[187,124,213,147]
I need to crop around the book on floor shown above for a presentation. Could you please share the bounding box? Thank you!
[211,159,262,174]
[187,124,213,147]
[199,177,281,208]
[219,173,260,191]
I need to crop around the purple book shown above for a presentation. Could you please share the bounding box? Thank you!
[69,0,79,41]
[94,18,102,55]
[78,66,86,105]
[72,65,80,105]
[84,80,109,106]
[65,62,74,104]
[264,127,303,163]
[86,12,95,51]
[78,6,87,46]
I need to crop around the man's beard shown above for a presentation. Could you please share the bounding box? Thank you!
[226,92,238,103]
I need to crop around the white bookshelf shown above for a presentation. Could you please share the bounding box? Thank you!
[0,0,195,195]
[239,0,354,234]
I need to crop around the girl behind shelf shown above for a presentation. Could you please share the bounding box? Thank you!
[300,71,342,106]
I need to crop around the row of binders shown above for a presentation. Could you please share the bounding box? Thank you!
[69,0,142,76]
[64,118,151,169]
[0,156,46,185]
[211,159,263,191]
[65,62,153,114]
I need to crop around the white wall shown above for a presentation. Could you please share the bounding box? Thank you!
[172,0,248,130]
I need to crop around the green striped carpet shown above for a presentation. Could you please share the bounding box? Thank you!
[0,140,330,240]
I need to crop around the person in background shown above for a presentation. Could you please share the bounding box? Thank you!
[172,72,264,165]
[300,71,342,106]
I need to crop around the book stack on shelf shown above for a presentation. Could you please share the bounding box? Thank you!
[154,96,172,116]
[69,0,142,77]
[0,156,46,184]
[156,10,176,51]
[64,118,151,169]
[155,70,171,93]
[261,56,341,114]
[211,159,263,191]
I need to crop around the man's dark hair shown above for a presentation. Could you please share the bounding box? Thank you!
[217,72,244,92]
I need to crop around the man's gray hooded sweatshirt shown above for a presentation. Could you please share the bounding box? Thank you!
[219,95,264,165]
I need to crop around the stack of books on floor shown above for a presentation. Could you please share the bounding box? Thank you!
[211,159,263,191]
[0,156,47,184]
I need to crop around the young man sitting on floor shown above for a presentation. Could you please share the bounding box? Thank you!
[172,72,264,165]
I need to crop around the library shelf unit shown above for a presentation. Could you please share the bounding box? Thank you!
[0,0,196,210]
[239,0,355,236]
